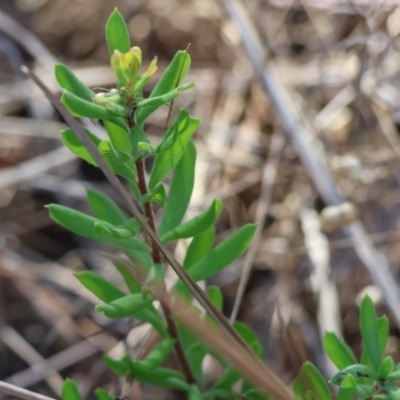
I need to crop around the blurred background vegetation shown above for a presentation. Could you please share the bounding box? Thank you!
[2,0,400,398]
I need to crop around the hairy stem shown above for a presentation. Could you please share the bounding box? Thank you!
[135,157,196,384]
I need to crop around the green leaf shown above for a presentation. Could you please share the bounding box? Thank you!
[158,141,197,237]
[355,384,376,399]
[55,64,92,102]
[360,295,382,372]
[386,369,400,384]
[104,120,133,157]
[61,129,137,182]
[188,385,202,400]
[130,125,151,157]
[234,322,265,360]
[96,293,154,318]
[62,379,82,400]
[187,223,257,282]
[149,114,199,191]
[337,374,356,400]
[76,271,126,302]
[95,388,114,400]
[135,83,195,126]
[127,362,189,391]
[47,204,148,253]
[380,357,394,379]
[185,341,206,383]
[61,90,118,119]
[323,331,357,369]
[161,199,222,244]
[136,50,191,124]
[106,8,130,55]
[330,364,378,385]
[142,184,166,208]
[378,315,389,356]
[114,261,142,293]
[139,339,175,370]
[242,388,270,400]
[94,218,140,239]
[102,354,129,376]
[212,368,241,390]
[86,187,126,225]
[183,225,215,269]
[302,362,333,400]
[386,384,400,400]
[202,389,232,400]
[61,128,100,166]
[207,286,223,311]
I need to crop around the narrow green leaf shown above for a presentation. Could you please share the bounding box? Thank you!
[188,384,202,400]
[62,129,137,182]
[96,293,154,318]
[102,354,129,376]
[234,322,265,360]
[136,50,191,124]
[161,199,222,244]
[242,388,270,400]
[61,128,100,166]
[130,125,151,157]
[114,261,142,293]
[98,140,137,180]
[128,362,189,391]
[212,368,241,390]
[183,225,215,269]
[94,218,140,239]
[95,388,114,400]
[86,187,126,225]
[47,204,148,253]
[337,374,356,400]
[158,141,197,237]
[185,341,206,383]
[386,369,400,384]
[355,384,376,399]
[202,389,232,400]
[104,120,132,155]
[208,286,223,311]
[302,362,333,400]
[378,315,389,356]
[61,90,117,119]
[139,339,175,370]
[149,114,199,191]
[187,223,257,282]
[106,8,130,55]
[380,357,394,379]
[76,271,126,303]
[323,331,357,369]
[360,295,382,372]
[136,83,195,126]
[55,64,92,102]
[330,364,378,385]
[142,184,166,208]
[293,374,308,400]
[62,379,82,400]
[386,385,400,400]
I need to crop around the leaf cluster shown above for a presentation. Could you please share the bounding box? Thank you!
[294,295,399,400]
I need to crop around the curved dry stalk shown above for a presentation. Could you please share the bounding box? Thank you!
[0,381,56,400]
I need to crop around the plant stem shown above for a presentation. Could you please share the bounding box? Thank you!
[135,157,196,384]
